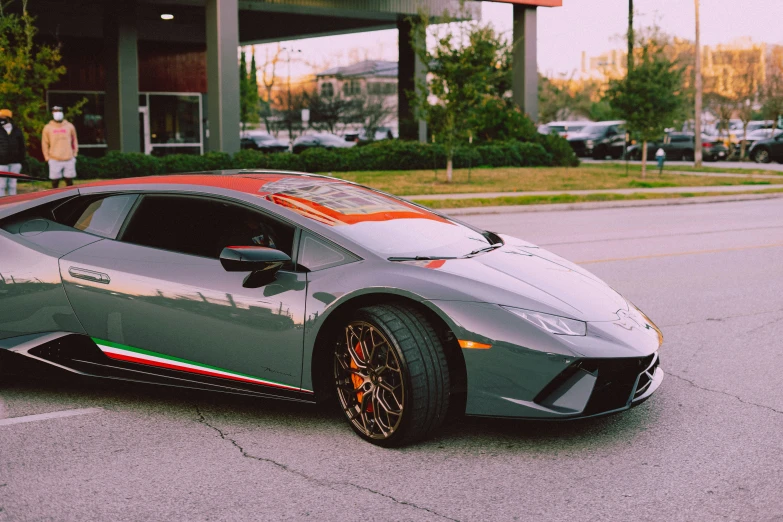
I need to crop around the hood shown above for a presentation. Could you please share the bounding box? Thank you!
[407,235,628,322]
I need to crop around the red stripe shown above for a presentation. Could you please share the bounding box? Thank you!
[103,351,297,391]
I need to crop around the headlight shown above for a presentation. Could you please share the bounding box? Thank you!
[502,307,587,336]
[586,140,594,148]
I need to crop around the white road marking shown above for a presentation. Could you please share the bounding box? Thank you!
[0,407,103,427]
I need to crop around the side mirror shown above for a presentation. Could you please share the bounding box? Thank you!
[220,246,291,288]
[220,245,290,271]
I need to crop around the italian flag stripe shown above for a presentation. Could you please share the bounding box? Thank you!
[93,338,311,393]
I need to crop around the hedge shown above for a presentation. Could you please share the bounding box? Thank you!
[23,137,578,180]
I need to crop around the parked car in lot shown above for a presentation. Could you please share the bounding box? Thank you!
[567,121,626,159]
[240,132,289,153]
[292,133,356,154]
[748,132,783,163]
[743,128,783,147]
[624,132,729,162]
[538,121,589,138]
[344,127,397,143]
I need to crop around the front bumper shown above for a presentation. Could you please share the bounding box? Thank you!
[428,300,664,419]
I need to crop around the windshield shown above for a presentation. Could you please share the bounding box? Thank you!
[256,177,493,258]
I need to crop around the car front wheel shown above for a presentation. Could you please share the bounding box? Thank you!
[333,304,450,446]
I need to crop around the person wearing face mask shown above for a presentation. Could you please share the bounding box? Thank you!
[0,111,10,196]
[41,105,79,188]
[0,109,26,196]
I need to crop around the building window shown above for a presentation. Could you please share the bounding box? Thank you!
[149,95,200,145]
[47,91,107,148]
[367,82,396,95]
[321,82,334,97]
[342,79,361,96]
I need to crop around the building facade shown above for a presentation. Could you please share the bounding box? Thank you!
[21,0,560,156]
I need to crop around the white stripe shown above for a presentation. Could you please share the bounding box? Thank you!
[97,345,299,390]
[0,408,103,427]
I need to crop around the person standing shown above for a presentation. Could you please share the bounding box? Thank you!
[0,111,10,197]
[0,109,25,196]
[41,106,78,188]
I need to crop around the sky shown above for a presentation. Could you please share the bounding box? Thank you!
[253,0,783,81]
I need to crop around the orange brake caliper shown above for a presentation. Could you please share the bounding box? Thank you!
[350,342,372,412]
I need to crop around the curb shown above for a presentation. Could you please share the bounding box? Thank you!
[438,192,783,216]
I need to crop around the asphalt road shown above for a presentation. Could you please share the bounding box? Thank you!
[2,199,783,521]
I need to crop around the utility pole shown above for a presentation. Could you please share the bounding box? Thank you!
[694,0,703,167]
[627,0,634,73]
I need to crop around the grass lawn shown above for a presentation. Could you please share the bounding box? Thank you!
[15,163,780,198]
[415,188,783,209]
[329,164,777,196]
[599,162,782,177]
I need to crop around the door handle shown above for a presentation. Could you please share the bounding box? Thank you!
[69,267,111,284]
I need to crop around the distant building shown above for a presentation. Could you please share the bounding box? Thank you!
[315,60,399,136]
[15,0,559,156]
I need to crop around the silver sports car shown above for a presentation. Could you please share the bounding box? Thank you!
[0,171,663,446]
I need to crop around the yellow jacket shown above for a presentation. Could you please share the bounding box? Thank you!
[42,120,79,161]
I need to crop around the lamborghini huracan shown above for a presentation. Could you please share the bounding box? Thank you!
[0,170,663,446]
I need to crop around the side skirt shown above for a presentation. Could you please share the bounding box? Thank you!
[2,333,316,404]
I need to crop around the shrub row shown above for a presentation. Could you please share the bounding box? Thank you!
[24,138,578,179]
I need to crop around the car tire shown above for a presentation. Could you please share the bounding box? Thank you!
[591,148,604,160]
[682,150,694,162]
[752,148,772,164]
[333,303,450,447]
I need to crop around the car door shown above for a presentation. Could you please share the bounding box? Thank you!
[59,193,308,393]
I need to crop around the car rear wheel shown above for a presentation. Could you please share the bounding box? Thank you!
[752,148,771,164]
[682,150,694,161]
[333,304,450,446]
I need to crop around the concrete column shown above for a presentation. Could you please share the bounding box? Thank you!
[397,18,427,143]
[512,5,538,123]
[104,1,140,153]
[206,0,240,154]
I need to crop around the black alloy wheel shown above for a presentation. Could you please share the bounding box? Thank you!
[752,148,771,164]
[333,304,450,446]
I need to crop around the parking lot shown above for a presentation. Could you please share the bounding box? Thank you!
[1,198,782,521]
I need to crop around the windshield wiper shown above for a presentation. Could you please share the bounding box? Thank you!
[463,243,503,258]
[387,255,457,262]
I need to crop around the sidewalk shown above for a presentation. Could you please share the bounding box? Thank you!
[404,183,783,201]
[438,193,783,216]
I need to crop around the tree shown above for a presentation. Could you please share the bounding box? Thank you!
[259,45,283,135]
[352,93,395,141]
[732,55,760,159]
[307,90,354,135]
[693,0,703,167]
[607,34,684,177]
[706,92,734,140]
[239,48,260,131]
[409,9,520,182]
[538,74,590,122]
[761,48,783,137]
[0,0,67,149]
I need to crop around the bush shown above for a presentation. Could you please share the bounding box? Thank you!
[21,138,576,181]
[536,133,580,167]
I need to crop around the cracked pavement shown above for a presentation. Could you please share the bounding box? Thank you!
[2,198,783,521]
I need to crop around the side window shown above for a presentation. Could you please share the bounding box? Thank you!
[298,232,359,271]
[119,195,295,260]
[52,194,138,239]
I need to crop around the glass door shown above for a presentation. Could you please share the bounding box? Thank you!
[138,106,151,155]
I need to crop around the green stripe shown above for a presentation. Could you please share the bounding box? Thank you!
[92,337,297,389]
